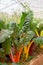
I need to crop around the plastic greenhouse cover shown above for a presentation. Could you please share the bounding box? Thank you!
[0,0,43,18]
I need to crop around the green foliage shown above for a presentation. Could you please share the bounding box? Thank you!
[0,8,43,63]
[6,21,19,30]
[19,12,28,29]
[0,48,4,57]
[30,18,43,32]
[20,31,35,45]
[0,20,5,29]
[37,20,43,31]
[20,17,30,33]
[33,36,43,46]
[26,10,33,22]
[0,20,20,55]
[0,29,13,43]
[30,18,39,31]
[4,38,11,54]
[19,10,33,34]
[19,10,33,30]
[19,10,34,46]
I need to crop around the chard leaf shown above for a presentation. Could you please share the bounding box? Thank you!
[0,29,13,43]
[6,21,19,30]
[37,20,43,31]
[19,10,33,33]
[33,36,43,46]
[20,31,35,45]
[19,12,28,29]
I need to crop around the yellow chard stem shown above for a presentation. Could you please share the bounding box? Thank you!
[24,46,27,54]
[35,29,39,37]
[26,41,33,59]
[24,41,33,60]
[40,30,43,36]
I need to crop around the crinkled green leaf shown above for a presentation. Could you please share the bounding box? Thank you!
[33,36,43,46]
[6,21,19,30]
[20,31,35,45]
[26,10,33,22]
[19,10,33,33]
[37,20,43,31]
[0,29,13,43]
[30,19,39,31]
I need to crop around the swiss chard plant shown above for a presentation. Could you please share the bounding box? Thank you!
[0,8,43,63]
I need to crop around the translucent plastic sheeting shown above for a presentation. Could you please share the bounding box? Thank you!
[0,0,43,18]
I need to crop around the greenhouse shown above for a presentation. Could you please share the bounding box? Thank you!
[0,0,43,65]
